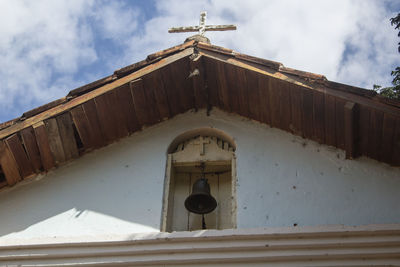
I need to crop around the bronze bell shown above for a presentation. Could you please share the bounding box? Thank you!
[184,178,217,214]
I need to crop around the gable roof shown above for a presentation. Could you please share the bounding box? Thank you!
[0,39,399,189]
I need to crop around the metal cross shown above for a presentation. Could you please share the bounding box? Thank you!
[168,11,236,37]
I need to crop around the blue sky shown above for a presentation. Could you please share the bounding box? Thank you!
[0,0,399,123]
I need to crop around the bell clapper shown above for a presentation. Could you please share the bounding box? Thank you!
[202,214,207,230]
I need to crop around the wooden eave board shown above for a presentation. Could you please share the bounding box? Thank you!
[0,47,195,140]
[0,42,400,190]
[198,48,400,117]
[200,55,400,165]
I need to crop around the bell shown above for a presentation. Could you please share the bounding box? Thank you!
[184,178,217,214]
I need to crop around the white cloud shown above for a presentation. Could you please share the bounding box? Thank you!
[0,0,399,122]
[335,1,399,88]
[91,1,139,41]
[0,0,97,120]
[145,0,399,88]
[121,0,399,91]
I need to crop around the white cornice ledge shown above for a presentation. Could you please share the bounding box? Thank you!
[1,224,400,266]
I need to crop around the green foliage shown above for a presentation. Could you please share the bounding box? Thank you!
[390,13,400,53]
[375,13,400,100]
[392,66,400,87]
[374,84,400,100]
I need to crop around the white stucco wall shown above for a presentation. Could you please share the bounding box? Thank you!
[0,109,399,241]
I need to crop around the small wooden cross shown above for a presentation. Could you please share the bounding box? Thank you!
[168,11,236,37]
[193,136,210,156]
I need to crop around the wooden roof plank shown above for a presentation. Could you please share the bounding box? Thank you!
[235,67,250,118]
[199,51,400,117]
[159,59,191,116]
[146,40,195,61]
[81,100,106,148]
[161,58,194,116]
[70,105,94,150]
[189,55,207,110]
[335,98,346,150]
[313,91,326,143]
[174,58,195,113]
[115,83,141,133]
[22,97,67,119]
[269,78,282,128]
[130,79,151,126]
[56,112,79,161]
[367,109,384,161]
[0,48,194,140]
[33,122,55,171]
[141,76,161,125]
[68,75,116,97]
[225,64,239,113]
[392,118,400,166]
[380,113,397,164]
[108,90,130,139]
[258,75,271,125]
[0,141,21,186]
[144,72,171,119]
[44,118,66,165]
[301,89,314,140]
[216,61,231,112]
[358,105,370,156]
[344,102,357,159]
[279,81,292,132]
[160,66,182,116]
[1,41,400,179]
[324,95,336,147]
[94,92,120,143]
[290,84,303,136]
[5,134,34,178]
[20,127,42,173]
[0,118,19,132]
[203,57,220,109]
[246,70,261,122]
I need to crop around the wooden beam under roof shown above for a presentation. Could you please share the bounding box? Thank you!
[44,118,66,165]
[56,112,79,161]
[324,95,337,147]
[0,40,400,191]
[33,122,55,171]
[189,54,207,111]
[115,83,141,133]
[20,127,42,173]
[290,84,303,135]
[0,47,195,140]
[344,101,359,159]
[198,48,400,117]
[0,141,21,186]
[5,134,34,178]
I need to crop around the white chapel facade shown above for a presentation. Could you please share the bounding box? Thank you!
[0,32,399,265]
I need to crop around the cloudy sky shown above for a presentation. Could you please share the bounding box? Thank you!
[0,0,399,123]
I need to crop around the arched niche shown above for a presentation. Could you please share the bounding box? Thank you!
[161,128,237,232]
[167,127,236,154]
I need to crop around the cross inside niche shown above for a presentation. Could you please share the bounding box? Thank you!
[193,136,210,156]
[168,11,236,37]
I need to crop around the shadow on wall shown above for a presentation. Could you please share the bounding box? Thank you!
[0,135,167,239]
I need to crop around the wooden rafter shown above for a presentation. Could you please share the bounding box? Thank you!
[0,40,399,189]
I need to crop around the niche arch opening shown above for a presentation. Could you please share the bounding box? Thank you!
[161,128,237,232]
[167,128,236,154]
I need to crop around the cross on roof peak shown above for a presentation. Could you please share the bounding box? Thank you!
[168,11,236,42]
